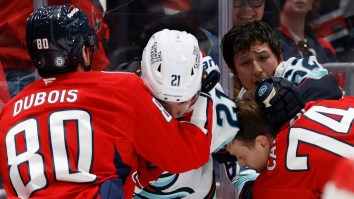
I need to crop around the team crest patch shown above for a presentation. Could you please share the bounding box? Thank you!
[258,85,267,97]
[150,41,162,64]
[55,57,65,67]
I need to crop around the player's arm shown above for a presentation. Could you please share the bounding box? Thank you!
[201,57,241,172]
[297,73,343,103]
[202,56,239,154]
[274,56,328,86]
[201,56,220,93]
[273,55,343,103]
[130,77,212,174]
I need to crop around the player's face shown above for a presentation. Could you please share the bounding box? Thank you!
[232,0,265,27]
[159,93,199,118]
[226,138,269,173]
[233,41,279,92]
[282,0,314,16]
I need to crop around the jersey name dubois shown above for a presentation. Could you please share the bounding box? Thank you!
[13,89,78,116]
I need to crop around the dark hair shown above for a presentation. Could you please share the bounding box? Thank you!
[221,21,283,74]
[234,91,280,146]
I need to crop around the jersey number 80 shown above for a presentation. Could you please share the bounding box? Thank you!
[6,109,96,198]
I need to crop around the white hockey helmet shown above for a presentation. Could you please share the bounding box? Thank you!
[141,29,203,104]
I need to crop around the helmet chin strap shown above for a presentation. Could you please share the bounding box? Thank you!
[82,46,93,71]
[83,62,92,71]
[83,54,93,71]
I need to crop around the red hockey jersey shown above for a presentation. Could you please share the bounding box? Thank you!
[253,97,354,199]
[0,71,211,198]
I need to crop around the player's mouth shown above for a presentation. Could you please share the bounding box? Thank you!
[255,80,263,86]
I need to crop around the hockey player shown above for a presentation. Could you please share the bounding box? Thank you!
[221,20,343,198]
[226,77,354,199]
[0,5,213,199]
[134,29,239,198]
[221,21,342,106]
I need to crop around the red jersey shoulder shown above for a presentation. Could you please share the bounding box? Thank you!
[304,97,354,109]
[61,71,141,87]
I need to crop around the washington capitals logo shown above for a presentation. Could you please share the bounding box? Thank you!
[91,6,101,33]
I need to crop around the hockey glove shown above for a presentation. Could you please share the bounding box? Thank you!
[235,167,258,199]
[134,156,164,192]
[201,56,220,93]
[224,161,258,199]
[255,77,304,126]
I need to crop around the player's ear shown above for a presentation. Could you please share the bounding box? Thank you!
[255,135,270,150]
[279,51,284,63]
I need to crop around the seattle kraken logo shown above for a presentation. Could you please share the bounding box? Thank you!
[258,85,267,97]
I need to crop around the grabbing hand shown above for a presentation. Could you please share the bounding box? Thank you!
[201,56,220,93]
[135,156,164,192]
[255,77,304,126]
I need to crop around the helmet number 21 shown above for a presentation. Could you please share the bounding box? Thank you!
[171,75,181,86]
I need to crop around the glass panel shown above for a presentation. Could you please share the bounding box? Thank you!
[1,0,354,198]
